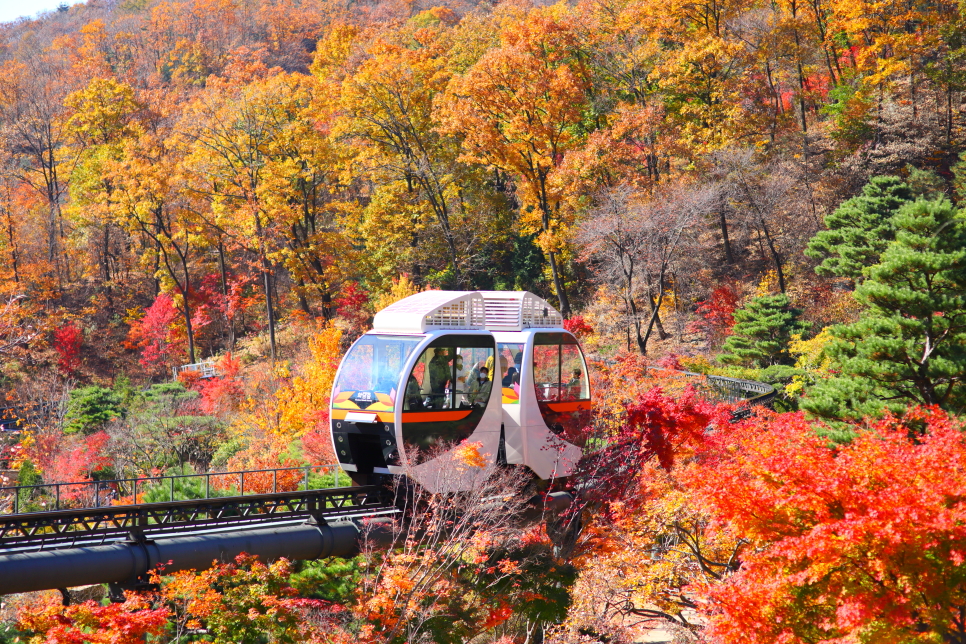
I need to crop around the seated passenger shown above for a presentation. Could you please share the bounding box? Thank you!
[404,374,423,410]
[564,369,583,400]
[469,367,492,406]
[502,366,518,387]
[429,349,454,408]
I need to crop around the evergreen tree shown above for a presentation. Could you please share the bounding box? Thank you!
[64,386,125,435]
[719,294,809,368]
[803,198,966,422]
[805,176,913,281]
[904,165,945,200]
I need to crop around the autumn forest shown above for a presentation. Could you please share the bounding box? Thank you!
[1,0,966,640]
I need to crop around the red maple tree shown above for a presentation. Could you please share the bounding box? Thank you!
[53,323,83,376]
[691,285,739,346]
[125,293,185,369]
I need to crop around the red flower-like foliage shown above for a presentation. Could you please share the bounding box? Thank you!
[53,323,83,375]
[564,315,594,339]
[691,285,739,345]
[126,293,184,368]
[335,281,370,335]
[576,386,730,508]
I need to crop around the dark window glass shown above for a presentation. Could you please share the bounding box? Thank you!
[533,343,561,401]
[404,338,495,411]
[532,332,591,446]
[333,335,421,408]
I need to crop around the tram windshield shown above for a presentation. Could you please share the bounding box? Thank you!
[332,334,422,409]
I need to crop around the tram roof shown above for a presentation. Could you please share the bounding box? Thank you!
[371,290,564,334]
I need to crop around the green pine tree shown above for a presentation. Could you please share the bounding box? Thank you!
[719,294,810,368]
[63,385,125,434]
[805,175,913,281]
[803,197,966,422]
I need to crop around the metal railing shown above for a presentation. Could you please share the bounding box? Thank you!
[681,371,776,407]
[0,464,345,516]
[0,405,33,433]
[174,361,219,379]
[616,363,777,409]
[0,485,393,553]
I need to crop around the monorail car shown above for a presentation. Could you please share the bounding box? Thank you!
[329,291,591,493]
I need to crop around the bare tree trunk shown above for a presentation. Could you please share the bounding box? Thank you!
[647,290,669,340]
[719,209,735,263]
[641,271,668,350]
[548,250,571,317]
[217,241,235,351]
[102,225,111,283]
[947,70,954,146]
[758,223,787,293]
[176,251,196,365]
[540,179,571,317]
[5,210,19,283]
[262,259,277,368]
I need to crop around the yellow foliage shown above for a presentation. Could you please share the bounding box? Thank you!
[453,441,488,469]
[373,275,423,313]
[310,22,360,83]
[786,328,835,396]
[226,324,343,474]
[276,324,344,440]
[755,269,780,297]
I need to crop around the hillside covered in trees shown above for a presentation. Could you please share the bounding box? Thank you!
[3,0,966,641]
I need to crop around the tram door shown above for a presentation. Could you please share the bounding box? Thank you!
[532,332,591,447]
[399,334,497,453]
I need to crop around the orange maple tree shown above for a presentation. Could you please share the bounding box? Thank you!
[688,407,966,644]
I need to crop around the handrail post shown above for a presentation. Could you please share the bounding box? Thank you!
[205,473,210,500]
[303,466,309,491]
[240,472,244,497]
[170,476,174,502]
[56,484,60,511]
[13,487,17,514]
[273,470,277,494]
[335,467,339,488]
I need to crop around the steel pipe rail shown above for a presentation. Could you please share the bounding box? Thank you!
[0,519,365,596]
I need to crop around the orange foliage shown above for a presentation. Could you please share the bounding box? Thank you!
[17,593,169,643]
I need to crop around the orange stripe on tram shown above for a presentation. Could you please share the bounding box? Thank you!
[401,410,474,423]
[545,400,591,413]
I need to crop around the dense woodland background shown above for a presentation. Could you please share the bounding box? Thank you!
[2,0,966,641]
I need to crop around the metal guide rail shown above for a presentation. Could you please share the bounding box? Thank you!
[0,485,392,553]
[689,372,777,409]
[637,366,776,409]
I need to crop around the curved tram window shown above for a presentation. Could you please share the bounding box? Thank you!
[495,342,525,404]
[532,332,591,446]
[332,335,422,411]
[402,336,495,450]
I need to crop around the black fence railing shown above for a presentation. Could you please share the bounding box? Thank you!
[0,485,393,553]
[0,464,346,516]
[681,371,777,407]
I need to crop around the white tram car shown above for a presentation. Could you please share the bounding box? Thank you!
[329,291,591,492]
